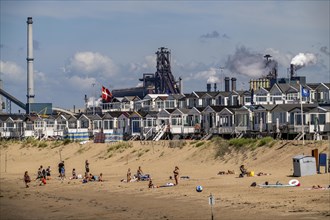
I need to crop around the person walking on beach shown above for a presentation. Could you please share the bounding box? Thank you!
[58,161,64,177]
[173,166,179,185]
[127,168,132,182]
[85,160,90,173]
[24,171,31,188]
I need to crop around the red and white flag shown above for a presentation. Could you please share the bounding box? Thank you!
[101,86,112,102]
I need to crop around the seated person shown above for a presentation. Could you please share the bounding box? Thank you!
[98,173,103,182]
[88,173,95,181]
[71,168,77,179]
[239,165,248,177]
[148,179,154,188]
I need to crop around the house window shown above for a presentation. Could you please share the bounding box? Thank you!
[104,120,114,129]
[294,113,306,125]
[287,93,298,101]
[244,97,251,103]
[93,120,101,129]
[310,114,326,125]
[171,116,182,126]
[81,120,89,128]
[35,121,43,128]
[257,96,267,102]
[46,120,54,128]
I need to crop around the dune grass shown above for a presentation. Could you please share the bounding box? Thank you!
[213,137,276,159]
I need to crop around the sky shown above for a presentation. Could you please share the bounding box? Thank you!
[0,1,329,112]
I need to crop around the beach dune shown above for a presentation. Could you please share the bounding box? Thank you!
[0,139,329,220]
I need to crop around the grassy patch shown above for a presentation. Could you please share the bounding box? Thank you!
[257,137,274,147]
[63,139,72,145]
[228,138,256,150]
[194,141,205,148]
[213,137,231,158]
[38,141,48,148]
[169,140,186,149]
[105,142,133,158]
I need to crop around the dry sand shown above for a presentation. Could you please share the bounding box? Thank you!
[0,139,329,220]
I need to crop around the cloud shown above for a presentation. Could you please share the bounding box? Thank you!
[64,51,118,78]
[200,31,230,40]
[129,55,156,72]
[201,31,220,39]
[222,34,230,39]
[0,60,25,83]
[66,75,97,91]
[320,46,330,56]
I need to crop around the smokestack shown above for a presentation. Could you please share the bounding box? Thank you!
[290,64,295,78]
[224,77,230,92]
[214,83,217,92]
[207,83,211,92]
[231,77,236,91]
[27,17,35,104]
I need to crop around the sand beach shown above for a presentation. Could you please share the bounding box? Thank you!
[0,139,329,220]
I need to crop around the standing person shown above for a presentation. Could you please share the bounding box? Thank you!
[127,168,131,182]
[173,166,179,185]
[24,171,31,188]
[58,161,64,177]
[60,165,65,180]
[36,165,43,180]
[137,166,143,181]
[46,166,51,180]
[85,160,90,173]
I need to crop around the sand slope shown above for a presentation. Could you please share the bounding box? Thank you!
[0,139,329,220]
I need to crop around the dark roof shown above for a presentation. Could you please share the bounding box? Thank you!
[307,83,320,90]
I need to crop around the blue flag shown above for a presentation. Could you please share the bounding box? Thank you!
[301,86,310,97]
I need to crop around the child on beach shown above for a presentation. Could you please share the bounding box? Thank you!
[71,168,77,179]
[24,171,31,188]
[99,173,103,182]
[173,166,179,185]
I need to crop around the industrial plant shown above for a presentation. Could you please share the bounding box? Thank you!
[0,17,329,142]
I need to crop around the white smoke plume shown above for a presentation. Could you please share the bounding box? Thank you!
[290,53,317,70]
[225,46,272,78]
[86,97,102,108]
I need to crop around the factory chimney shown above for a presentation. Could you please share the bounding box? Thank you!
[214,83,217,92]
[207,83,211,92]
[290,64,295,79]
[224,77,230,92]
[231,77,237,91]
[27,17,35,104]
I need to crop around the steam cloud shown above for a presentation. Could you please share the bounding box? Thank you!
[290,53,317,70]
[225,46,275,78]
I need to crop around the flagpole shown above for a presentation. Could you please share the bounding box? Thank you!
[300,83,305,146]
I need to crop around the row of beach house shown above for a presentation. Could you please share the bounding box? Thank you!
[0,82,329,142]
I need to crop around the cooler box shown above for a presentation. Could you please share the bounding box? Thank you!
[292,155,317,177]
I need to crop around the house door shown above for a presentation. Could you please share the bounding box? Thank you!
[132,120,141,134]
